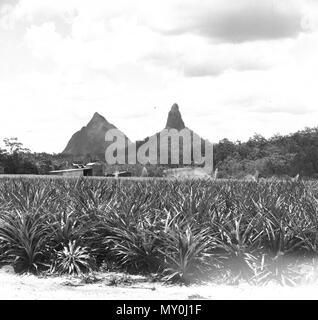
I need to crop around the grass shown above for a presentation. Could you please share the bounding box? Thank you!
[0,175,318,285]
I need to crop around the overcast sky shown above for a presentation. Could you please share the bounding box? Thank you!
[0,0,318,153]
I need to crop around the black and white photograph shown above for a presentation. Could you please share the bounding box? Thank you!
[0,0,318,305]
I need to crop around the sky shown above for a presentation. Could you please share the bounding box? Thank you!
[0,0,318,153]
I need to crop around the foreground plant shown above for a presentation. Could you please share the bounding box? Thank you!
[159,224,213,284]
[52,241,93,275]
[251,254,301,286]
[0,210,49,273]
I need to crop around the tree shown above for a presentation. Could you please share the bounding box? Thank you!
[3,137,30,154]
[1,138,37,174]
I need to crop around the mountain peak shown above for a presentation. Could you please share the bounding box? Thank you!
[93,111,102,118]
[62,112,129,156]
[165,103,185,130]
[90,112,106,122]
[171,103,179,112]
[87,112,110,128]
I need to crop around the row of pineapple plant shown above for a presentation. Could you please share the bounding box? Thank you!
[1,176,318,285]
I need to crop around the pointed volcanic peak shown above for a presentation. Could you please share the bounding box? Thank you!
[88,112,109,126]
[165,103,186,131]
[126,103,213,169]
[62,112,129,157]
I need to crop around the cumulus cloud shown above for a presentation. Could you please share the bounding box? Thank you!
[4,0,314,79]
[145,36,291,77]
[2,0,310,41]
[141,0,307,43]
[0,0,136,28]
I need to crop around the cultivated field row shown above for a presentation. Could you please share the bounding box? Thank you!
[1,176,318,285]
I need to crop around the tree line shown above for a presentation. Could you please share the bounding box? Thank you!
[214,127,318,178]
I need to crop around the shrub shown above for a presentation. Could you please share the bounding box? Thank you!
[0,210,50,273]
[51,241,93,275]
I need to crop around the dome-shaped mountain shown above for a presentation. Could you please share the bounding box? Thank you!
[62,112,129,157]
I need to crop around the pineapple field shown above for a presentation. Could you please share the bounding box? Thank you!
[1,175,318,286]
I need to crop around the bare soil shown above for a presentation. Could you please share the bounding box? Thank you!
[1,266,318,300]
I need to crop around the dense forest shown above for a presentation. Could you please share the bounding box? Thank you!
[214,127,318,179]
[1,126,318,178]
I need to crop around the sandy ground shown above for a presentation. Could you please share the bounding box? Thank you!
[1,266,318,300]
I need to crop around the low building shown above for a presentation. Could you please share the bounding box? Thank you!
[86,162,104,176]
[49,162,104,177]
[72,163,86,169]
[49,168,93,177]
[0,165,4,174]
[116,171,132,177]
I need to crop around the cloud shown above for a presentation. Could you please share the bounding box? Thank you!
[24,20,150,75]
[3,0,309,42]
[252,105,313,115]
[230,95,315,116]
[0,0,137,29]
[4,0,313,79]
[145,36,289,77]
[141,0,306,43]
[24,22,63,60]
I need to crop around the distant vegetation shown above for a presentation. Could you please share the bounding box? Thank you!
[1,126,318,178]
[1,176,318,285]
[214,127,318,179]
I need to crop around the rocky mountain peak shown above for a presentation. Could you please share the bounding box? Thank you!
[165,103,186,131]
[88,112,108,126]
[62,112,128,157]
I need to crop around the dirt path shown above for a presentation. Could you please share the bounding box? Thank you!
[1,267,318,300]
